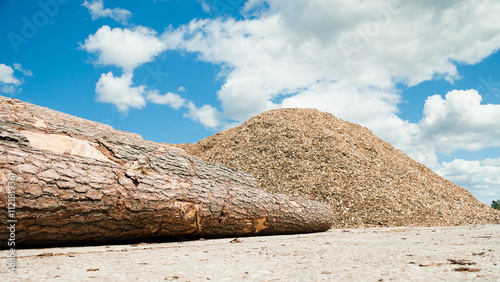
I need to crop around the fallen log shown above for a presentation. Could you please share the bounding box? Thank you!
[0,96,333,248]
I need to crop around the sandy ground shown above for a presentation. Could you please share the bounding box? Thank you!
[1,224,499,281]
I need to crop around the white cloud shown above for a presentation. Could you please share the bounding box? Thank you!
[0,63,22,94]
[482,158,500,166]
[0,64,20,85]
[199,1,211,13]
[82,25,166,73]
[145,88,221,129]
[143,87,221,129]
[95,72,146,113]
[177,86,186,92]
[184,102,222,129]
[419,89,500,153]
[159,0,500,201]
[147,90,186,109]
[161,0,500,127]
[13,63,33,77]
[82,0,132,25]
[93,72,217,129]
[437,158,500,204]
[160,0,500,151]
[197,0,244,14]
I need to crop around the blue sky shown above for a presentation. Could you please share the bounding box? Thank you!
[1,0,500,204]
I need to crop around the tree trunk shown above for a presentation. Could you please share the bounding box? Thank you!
[0,96,333,248]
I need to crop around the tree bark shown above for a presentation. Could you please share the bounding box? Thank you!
[0,96,333,248]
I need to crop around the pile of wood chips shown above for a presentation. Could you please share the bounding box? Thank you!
[180,108,500,228]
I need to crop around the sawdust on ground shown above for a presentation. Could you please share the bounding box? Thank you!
[4,225,500,281]
[180,108,500,228]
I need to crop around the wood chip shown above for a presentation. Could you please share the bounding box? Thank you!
[448,259,477,265]
[418,262,446,267]
[453,267,481,272]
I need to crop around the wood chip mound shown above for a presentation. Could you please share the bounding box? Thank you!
[180,108,500,228]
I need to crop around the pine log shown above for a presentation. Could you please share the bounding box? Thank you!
[0,96,333,248]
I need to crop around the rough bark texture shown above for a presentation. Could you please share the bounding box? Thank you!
[0,96,333,248]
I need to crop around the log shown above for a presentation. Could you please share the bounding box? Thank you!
[0,96,333,248]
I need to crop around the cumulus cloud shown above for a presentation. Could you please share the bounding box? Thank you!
[147,90,186,109]
[82,0,132,25]
[95,72,146,113]
[93,72,218,128]
[0,63,26,94]
[82,25,166,73]
[161,0,500,134]
[158,0,500,201]
[145,89,221,128]
[145,89,220,128]
[419,89,500,153]
[0,64,20,85]
[184,102,222,129]
[82,0,500,170]
[437,158,500,204]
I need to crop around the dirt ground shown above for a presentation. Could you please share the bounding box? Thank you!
[1,224,499,281]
